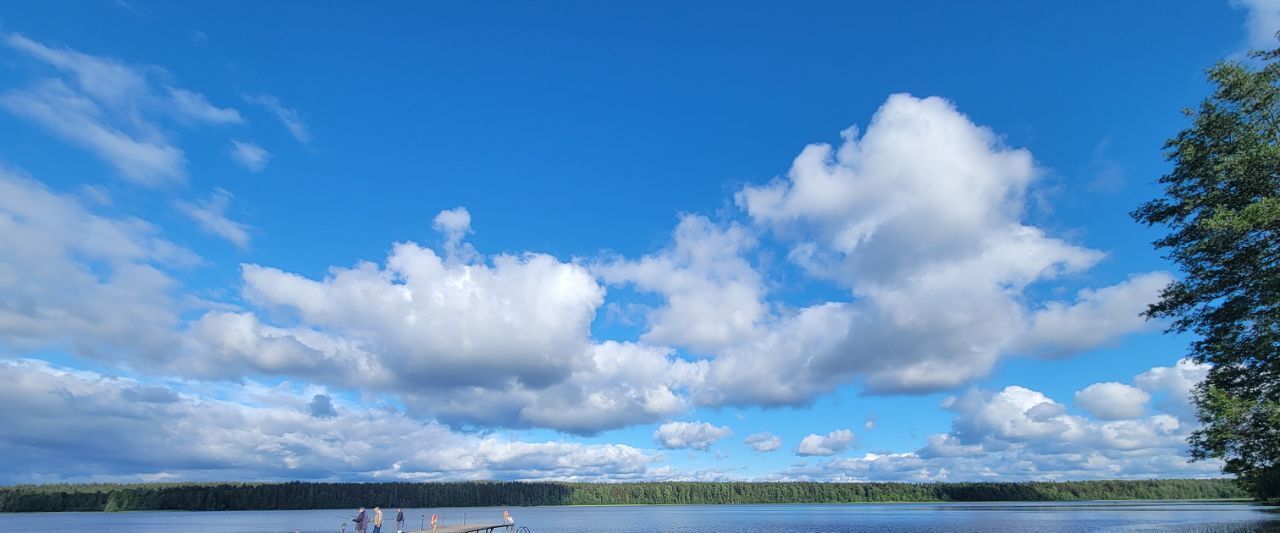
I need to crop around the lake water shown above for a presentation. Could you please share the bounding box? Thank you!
[3,501,1278,532]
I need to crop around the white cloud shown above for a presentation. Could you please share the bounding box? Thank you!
[597,215,766,354]
[1236,0,1280,51]
[167,87,243,125]
[700,303,856,405]
[653,421,732,451]
[1,358,1204,483]
[946,386,1085,444]
[182,311,368,382]
[1134,359,1209,422]
[776,361,1216,482]
[941,362,1204,454]
[1017,272,1170,356]
[182,225,708,434]
[386,340,704,435]
[686,94,1157,405]
[2,33,242,185]
[0,84,1195,465]
[0,359,663,483]
[0,163,1221,478]
[0,168,191,363]
[244,93,310,144]
[5,33,149,107]
[236,242,602,391]
[917,434,984,459]
[176,189,252,249]
[796,429,854,456]
[36,92,1170,439]
[744,432,781,452]
[432,207,477,262]
[1,80,186,185]
[230,140,270,172]
[1074,382,1150,421]
[433,206,472,236]
[494,341,703,434]
[776,443,1221,483]
[170,213,709,435]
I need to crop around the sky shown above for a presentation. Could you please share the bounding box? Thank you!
[0,0,1273,484]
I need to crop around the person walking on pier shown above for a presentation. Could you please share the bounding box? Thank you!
[395,508,404,531]
[354,507,368,533]
[373,506,384,533]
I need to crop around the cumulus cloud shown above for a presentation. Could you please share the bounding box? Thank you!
[773,360,1216,482]
[744,432,782,452]
[180,224,709,434]
[2,33,242,185]
[163,94,1178,436]
[653,421,732,451]
[1017,272,1171,356]
[0,170,1219,479]
[230,140,270,172]
[244,92,310,144]
[490,341,703,434]
[1074,382,1150,421]
[0,88,1194,477]
[939,363,1201,457]
[0,359,664,483]
[596,215,766,354]
[236,242,601,390]
[432,207,477,262]
[1134,359,1209,422]
[175,189,252,249]
[683,94,1164,405]
[796,429,854,456]
[946,386,1085,445]
[388,340,703,435]
[1236,0,1280,52]
[917,434,985,459]
[432,206,472,237]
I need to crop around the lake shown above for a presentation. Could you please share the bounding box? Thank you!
[3,501,1278,532]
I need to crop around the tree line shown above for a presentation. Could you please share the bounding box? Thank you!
[0,479,1246,513]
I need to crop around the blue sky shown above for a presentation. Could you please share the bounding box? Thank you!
[0,1,1270,483]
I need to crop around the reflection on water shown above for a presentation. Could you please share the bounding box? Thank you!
[1,501,1277,533]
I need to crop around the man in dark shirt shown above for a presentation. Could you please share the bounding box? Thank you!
[354,507,368,533]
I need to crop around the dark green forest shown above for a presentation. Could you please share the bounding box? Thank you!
[0,479,1246,512]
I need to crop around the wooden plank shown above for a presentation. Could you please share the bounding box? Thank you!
[407,523,512,533]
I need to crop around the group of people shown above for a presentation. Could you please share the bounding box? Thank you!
[348,506,513,532]
[350,506,404,533]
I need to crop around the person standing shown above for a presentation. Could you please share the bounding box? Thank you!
[373,507,384,533]
[395,508,405,531]
[354,507,368,533]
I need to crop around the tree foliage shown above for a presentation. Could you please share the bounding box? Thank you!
[0,480,1246,512]
[1133,49,1280,499]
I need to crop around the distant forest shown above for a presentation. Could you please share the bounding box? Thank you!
[0,479,1248,512]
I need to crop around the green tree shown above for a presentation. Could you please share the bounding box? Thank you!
[1133,48,1280,500]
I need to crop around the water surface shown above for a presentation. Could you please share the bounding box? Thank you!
[4,501,1278,532]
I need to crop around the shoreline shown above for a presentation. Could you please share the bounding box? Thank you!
[0,479,1247,513]
[0,498,1262,514]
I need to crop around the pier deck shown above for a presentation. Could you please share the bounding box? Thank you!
[408,524,513,533]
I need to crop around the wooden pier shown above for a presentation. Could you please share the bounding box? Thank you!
[408,524,513,533]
